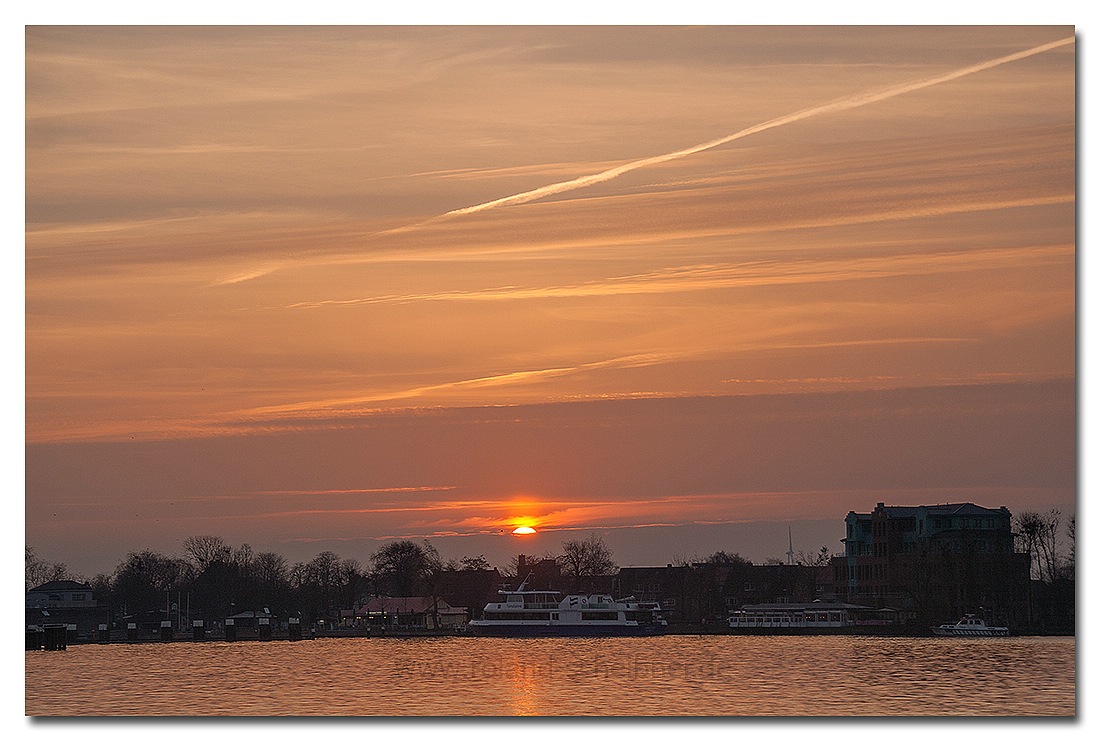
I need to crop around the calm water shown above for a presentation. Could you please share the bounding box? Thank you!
[25,635,1075,716]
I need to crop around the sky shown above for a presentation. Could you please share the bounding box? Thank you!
[22,24,1077,578]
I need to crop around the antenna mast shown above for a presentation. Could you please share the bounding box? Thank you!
[787,526,794,565]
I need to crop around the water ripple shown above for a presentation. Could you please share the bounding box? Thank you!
[25,635,1075,716]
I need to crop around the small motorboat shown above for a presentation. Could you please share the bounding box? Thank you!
[931,614,1009,637]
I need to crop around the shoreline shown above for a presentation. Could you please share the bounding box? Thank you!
[27,625,1075,648]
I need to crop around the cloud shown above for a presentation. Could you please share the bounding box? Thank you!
[230,352,680,421]
[210,263,286,286]
[411,36,1074,224]
[282,242,1072,309]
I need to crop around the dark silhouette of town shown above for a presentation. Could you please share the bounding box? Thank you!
[26,501,1074,646]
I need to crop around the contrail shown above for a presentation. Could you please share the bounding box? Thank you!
[439,36,1074,220]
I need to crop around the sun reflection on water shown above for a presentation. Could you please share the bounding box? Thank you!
[25,636,1075,716]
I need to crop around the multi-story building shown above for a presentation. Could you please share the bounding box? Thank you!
[26,579,108,637]
[835,502,1030,628]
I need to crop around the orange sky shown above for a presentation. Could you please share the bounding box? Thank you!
[24,26,1076,575]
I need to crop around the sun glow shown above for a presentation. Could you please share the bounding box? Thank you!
[512,526,537,535]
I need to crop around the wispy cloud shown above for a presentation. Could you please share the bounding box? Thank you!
[210,263,286,286]
[71,485,1066,539]
[392,36,1074,228]
[231,352,679,420]
[282,243,1072,309]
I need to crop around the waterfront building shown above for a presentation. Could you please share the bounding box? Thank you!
[343,596,466,630]
[835,502,1031,627]
[616,561,831,625]
[26,580,107,637]
[728,601,898,630]
[225,607,276,627]
[26,579,96,609]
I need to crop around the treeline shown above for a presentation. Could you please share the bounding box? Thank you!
[24,533,626,623]
[26,508,1074,624]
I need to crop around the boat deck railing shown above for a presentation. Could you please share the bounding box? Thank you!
[493,601,562,610]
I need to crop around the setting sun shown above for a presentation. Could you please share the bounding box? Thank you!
[512,526,537,535]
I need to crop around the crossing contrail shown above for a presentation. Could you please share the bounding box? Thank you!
[439,35,1074,220]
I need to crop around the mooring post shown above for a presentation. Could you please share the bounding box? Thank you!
[43,624,67,651]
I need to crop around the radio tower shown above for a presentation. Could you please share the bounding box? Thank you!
[786,526,794,565]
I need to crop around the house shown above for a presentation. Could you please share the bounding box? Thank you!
[117,609,173,632]
[343,596,465,629]
[26,580,96,609]
[225,608,276,627]
[26,580,106,637]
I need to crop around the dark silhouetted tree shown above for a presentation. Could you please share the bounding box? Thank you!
[795,546,834,598]
[254,551,290,604]
[182,535,232,572]
[232,543,255,577]
[289,551,365,619]
[459,555,493,571]
[1015,510,1063,583]
[706,551,750,565]
[111,550,193,617]
[559,534,616,581]
[371,540,442,597]
[25,546,76,591]
[1065,515,1075,580]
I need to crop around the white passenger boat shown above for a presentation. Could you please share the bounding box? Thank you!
[931,614,1009,637]
[467,585,667,637]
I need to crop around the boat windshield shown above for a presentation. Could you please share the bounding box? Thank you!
[503,591,561,609]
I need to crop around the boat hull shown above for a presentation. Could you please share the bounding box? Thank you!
[466,622,666,638]
[931,626,1009,637]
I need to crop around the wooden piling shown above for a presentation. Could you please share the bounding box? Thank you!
[159,620,173,641]
[126,622,137,642]
[288,617,301,640]
[192,619,205,640]
[97,624,110,643]
[224,618,236,641]
[43,624,67,651]
[258,617,272,641]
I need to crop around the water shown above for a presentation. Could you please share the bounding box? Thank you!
[25,635,1075,716]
